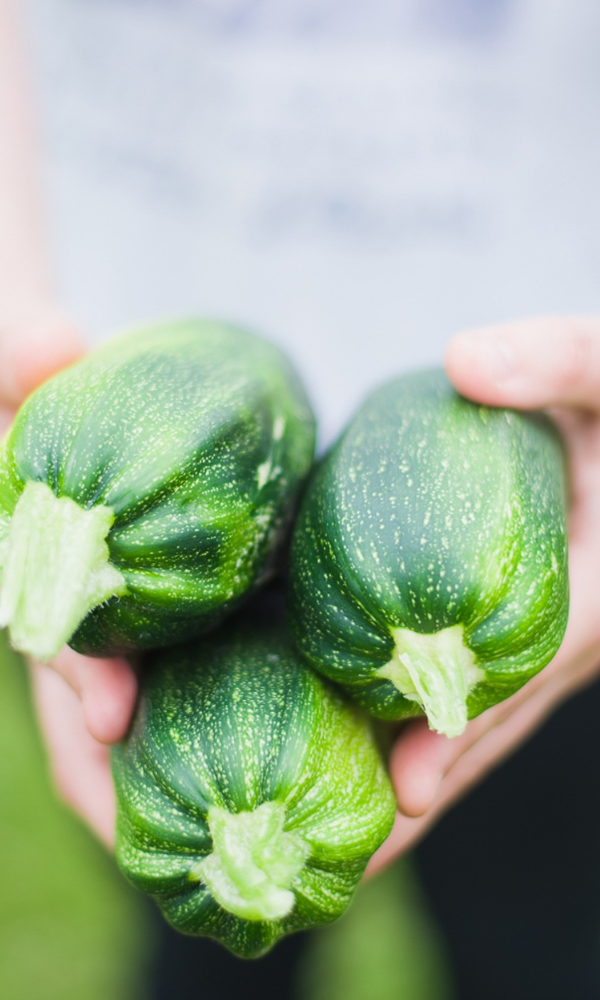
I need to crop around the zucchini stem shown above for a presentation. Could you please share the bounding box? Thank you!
[378,624,485,738]
[192,801,309,922]
[0,481,126,661]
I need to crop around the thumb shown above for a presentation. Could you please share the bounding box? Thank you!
[446,317,600,412]
[0,308,84,407]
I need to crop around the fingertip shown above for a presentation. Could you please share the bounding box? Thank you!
[448,317,600,412]
[445,329,517,406]
[390,720,451,817]
[80,657,138,745]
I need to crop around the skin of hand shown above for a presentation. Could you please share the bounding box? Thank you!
[0,318,137,847]
[370,316,600,871]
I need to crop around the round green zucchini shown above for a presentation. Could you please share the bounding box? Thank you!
[0,319,315,659]
[111,601,396,958]
[289,369,569,738]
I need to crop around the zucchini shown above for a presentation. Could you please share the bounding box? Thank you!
[289,369,569,738]
[0,319,315,659]
[112,598,396,958]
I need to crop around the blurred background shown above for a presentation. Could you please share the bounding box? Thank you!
[4,0,600,996]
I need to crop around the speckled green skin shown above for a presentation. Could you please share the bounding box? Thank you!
[289,369,569,722]
[112,604,396,958]
[0,319,315,656]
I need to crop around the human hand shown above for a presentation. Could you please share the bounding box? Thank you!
[1,312,137,846]
[370,317,600,871]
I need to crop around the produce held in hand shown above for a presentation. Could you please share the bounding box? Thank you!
[289,369,569,738]
[112,601,396,958]
[0,319,315,659]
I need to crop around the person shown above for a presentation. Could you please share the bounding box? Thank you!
[3,0,600,993]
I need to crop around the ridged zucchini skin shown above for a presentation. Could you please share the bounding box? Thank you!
[0,319,315,656]
[112,603,396,958]
[289,369,569,730]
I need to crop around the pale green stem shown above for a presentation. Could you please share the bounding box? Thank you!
[191,802,309,922]
[377,624,485,738]
[0,481,126,660]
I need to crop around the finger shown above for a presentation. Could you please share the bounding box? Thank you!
[47,647,138,744]
[391,696,519,818]
[388,637,600,846]
[0,311,84,406]
[390,642,582,819]
[366,810,432,873]
[369,666,574,873]
[31,662,116,848]
[387,720,450,817]
[446,317,600,412]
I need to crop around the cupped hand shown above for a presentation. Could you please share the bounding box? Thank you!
[370,317,600,871]
[1,312,137,846]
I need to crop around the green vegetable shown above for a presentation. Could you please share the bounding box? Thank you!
[0,319,315,659]
[112,599,396,958]
[289,369,569,738]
